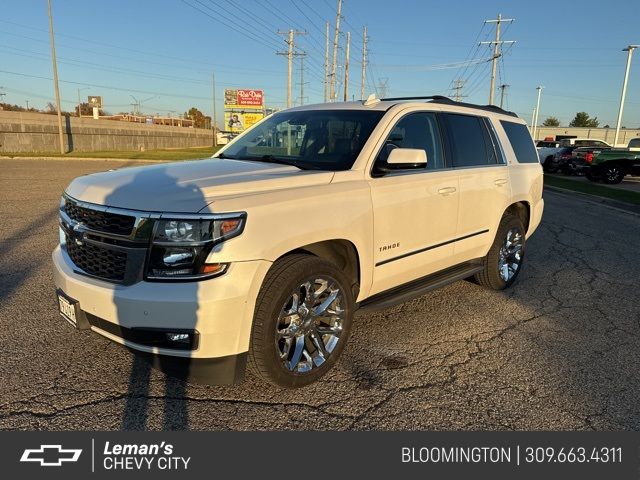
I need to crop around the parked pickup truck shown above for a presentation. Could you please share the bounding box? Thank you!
[579,138,640,183]
[538,138,611,173]
[53,95,543,387]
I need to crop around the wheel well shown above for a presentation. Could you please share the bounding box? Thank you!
[602,161,628,172]
[280,240,361,297]
[505,202,530,233]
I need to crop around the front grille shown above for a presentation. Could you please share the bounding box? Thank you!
[64,199,135,236]
[66,236,128,281]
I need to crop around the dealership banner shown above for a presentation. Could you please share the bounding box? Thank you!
[224,88,264,109]
[1,431,639,479]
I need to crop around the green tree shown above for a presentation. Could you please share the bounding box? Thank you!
[569,112,599,128]
[75,102,105,117]
[184,107,210,128]
[542,116,560,127]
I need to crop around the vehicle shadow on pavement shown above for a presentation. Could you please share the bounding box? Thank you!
[121,356,188,430]
[106,165,207,431]
[0,207,58,302]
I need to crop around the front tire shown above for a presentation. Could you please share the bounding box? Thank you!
[248,254,354,388]
[543,156,558,173]
[475,214,525,290]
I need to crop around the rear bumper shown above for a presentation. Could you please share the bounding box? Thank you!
[52,245,271,383]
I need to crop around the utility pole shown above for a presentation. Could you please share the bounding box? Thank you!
[47,0,65,154]
[499,84,509,109]
[130,95,140,115]
[614,45,638,147]
[452,79,467,102]
[277,29,306,108]
[360,26,367,100]
[481,13,515,105]
[324,21,330,102]
[343,31,350,102]
[212,71,217,147]
[329,0,342,101]
[298,55,308,105]
[532,86,543,140]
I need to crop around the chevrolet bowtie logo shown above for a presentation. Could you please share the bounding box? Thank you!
[20,445,82,467]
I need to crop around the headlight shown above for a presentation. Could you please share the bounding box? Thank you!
[146,214,246,281]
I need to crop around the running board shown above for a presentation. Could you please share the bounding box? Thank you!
[358,260,483,312]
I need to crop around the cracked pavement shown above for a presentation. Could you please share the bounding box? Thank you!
[1,158,639,431]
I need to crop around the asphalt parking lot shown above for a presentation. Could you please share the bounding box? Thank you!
[1,158,639,431]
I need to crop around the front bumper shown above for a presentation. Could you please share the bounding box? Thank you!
[52,245,271,382]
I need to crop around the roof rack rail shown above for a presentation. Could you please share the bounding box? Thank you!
[380,95,518,118]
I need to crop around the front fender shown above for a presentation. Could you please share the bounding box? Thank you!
[203,181,375,300]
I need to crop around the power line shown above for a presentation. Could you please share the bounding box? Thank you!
[180,0,281,51]
[480,13,515,105]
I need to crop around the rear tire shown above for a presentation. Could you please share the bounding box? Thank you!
[601,165,625,184]
[475,214,525,290]
[248,254,355,388]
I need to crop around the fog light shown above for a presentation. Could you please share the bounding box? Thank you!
[167,333,190,343]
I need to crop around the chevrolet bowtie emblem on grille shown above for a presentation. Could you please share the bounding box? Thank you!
[20,445,82,467]
[72,222,86,246]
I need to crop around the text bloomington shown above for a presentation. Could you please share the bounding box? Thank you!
[402,446,513,464]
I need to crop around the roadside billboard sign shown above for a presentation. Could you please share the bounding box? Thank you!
[224,89,264,109]
[224,111,264,133]
[87,96,103,108]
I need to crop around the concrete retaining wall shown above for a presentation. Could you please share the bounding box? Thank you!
[533,126,640,146]
[0,111,213,152]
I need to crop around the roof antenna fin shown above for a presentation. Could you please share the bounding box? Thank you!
[363,93,380,107]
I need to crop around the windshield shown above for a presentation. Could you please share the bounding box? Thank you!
[218,109,385,171]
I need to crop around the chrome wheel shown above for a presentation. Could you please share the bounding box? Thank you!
[604,167,622,183]
[275,276,345,374]
[498,228,523,282]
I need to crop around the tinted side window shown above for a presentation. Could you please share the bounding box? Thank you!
[378,112,444,170]
[500,120,539,163]
[443,113,490,167]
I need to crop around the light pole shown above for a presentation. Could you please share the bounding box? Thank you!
[614,45,638,147]
[47,0,65,154]
[532,86,543,141]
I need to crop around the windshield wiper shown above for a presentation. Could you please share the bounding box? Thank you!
[240,155,313,170]
[216,152,236,159]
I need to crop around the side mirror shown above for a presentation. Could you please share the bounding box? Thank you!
[386,148,428,168]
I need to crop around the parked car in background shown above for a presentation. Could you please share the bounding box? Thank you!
[579,138,640,184]
[536,140,561,171]
[537,138,611,173]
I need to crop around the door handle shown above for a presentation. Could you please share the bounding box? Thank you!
[494,178,508,186]
[437,187,457,195]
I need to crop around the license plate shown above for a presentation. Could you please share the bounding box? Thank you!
[58,292,78,327]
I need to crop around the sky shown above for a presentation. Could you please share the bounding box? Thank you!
[0,0,638,128]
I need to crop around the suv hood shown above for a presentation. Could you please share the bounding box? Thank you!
[65,158,334,212]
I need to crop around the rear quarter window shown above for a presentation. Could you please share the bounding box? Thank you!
[500,121,539,163]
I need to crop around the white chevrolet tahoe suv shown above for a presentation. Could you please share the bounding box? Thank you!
[53,96,544,388]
